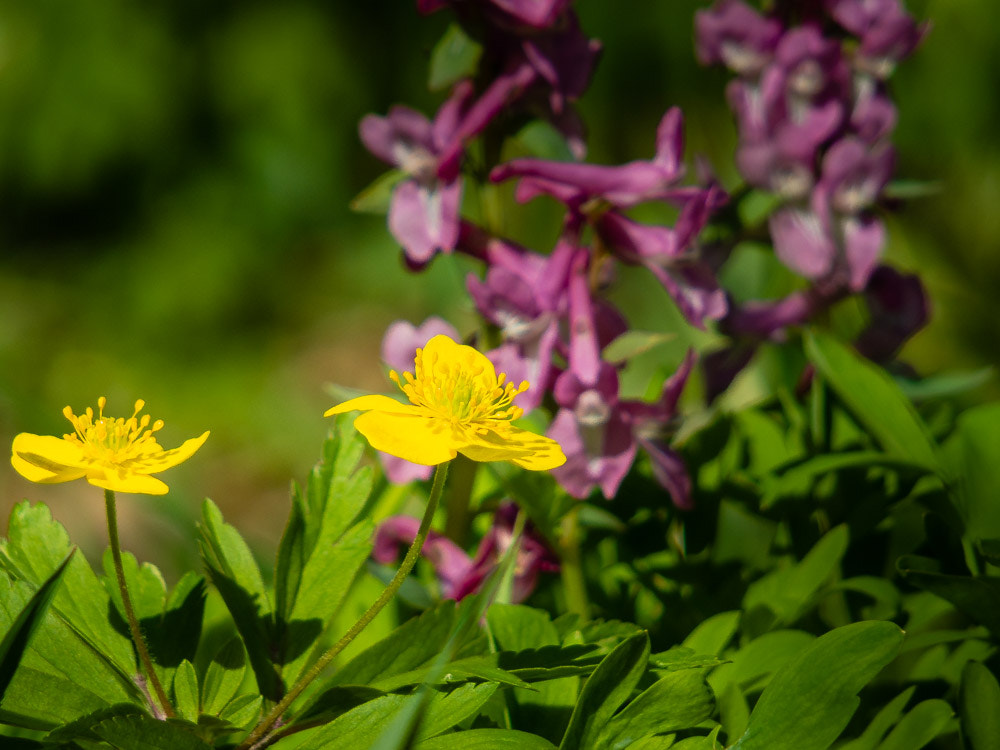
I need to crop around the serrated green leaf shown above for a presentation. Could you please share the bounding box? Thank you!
[804,331,943,475]
[876,699,952,750]
[597,669,715,750]
[0,549,74,702]
[413,728,558,749]
[0,502,134,677]
[428,22,482,91]
[559,632,650,750]
[197,499,278,700]
[960,661,1000,750]
[730,621,904,750]
[172,660,199,722]
[350,170,407,214]
[200,637,247,716]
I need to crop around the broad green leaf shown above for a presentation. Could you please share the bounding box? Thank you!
[897,555,1000,637]
[627,736,677,750]
[559,632,650,750]
[597,669,715,750]
[743,525,849,628]
[730,621,904,750]
[413,728,558,749]
[709,630,814,696]
[682,611,740,655]
[44,704,212,749]
[839,687,915,750]
[330,601,456,687]
[670,726,722,749]
[649,646,727,673]
[946,403,1000,541]
[198,499,279,700]
[0,576,136,729]
[428,23,482,91]
[350,169,406,214]
[200,638,247,716]
[371,655,530,692]
[0,502,134,676]
[274,483,307,626]
[293,684,385,727]
[960,661,1000,750]
[876,699,952,750]
[172,659,199,722]
[0,549,74,701]
[415,682,499,740]
[804,331,942,474]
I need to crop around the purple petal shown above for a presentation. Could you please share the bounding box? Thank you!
[639,439,693,510]
[769,205,837,280]
[653,107,684,174]
[565,251,602,384]
[378,452,435,484]
[388,177,462,265]
[490,0,571,27]
[842,214,885,291]
[547,408,636,499]
[432,80,475,150]
[855,264,929,362]
[373,515,474,598]
[695,0,784,75]
[381,317,460,372]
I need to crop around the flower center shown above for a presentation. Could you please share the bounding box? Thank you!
[63,397,165,466]
[390,345,529,427]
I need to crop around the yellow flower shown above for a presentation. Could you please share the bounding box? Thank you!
[11,397,209,495]
[326,334,565,471]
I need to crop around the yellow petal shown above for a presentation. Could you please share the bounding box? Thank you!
[422,335,499,390]
[459,426,566,471]
[128,431,210,474]
[354,410,457,465]
[12,433,90,474]
[325,394,421,417]
[87,469,169,495]
[10,451,86,484]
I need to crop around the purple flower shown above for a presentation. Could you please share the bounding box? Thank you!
[695,0,784,77]
[825,0,928,78]
[373,504,558,602]
[360,82,474,267]
[855,265,929,363]
[417,0,573,30]
[378,317,461,483]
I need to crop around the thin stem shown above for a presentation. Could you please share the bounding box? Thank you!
[104,489,174,718]
[444,455,477,546]
[560,505,590,620]
[239,462,451,750]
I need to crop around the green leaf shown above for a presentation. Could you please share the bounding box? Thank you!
[559,632,650,750]
[681,611,740,655]
[960,661,1000,750]
[804,331,943,474]
[730,621,904,750]
[597,669,715,750]
[649,646,727,673]
[626,736,677,750]
[415,682,500,740]
[513,121,577,162]
[45,704,212,749]
[350,169,407,214]
[0,502,134,676]
[294,684,386,726]
[172,660,199,722]
[709,630,814,695]
[875,699,952,750]
[946,403,1000,541]
[839,687,915,750]
[743,525,849,628]
[219,693,262,729]
[200,637,247,716]
[0,549,74,702]
[197,499,279,700]
[895,368,993,400]
[428,23,482,91]
[896,555,1000,637]
[603,331,676,364]
[330,601,456,688]
[413,728,558,749]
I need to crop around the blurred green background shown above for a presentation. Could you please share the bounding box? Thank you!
[0,0,994,575]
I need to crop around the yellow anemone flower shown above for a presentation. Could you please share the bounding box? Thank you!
[11,397,209,495]
[326,334,565,471]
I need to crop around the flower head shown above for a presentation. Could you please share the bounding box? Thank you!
[11,397,209,495]
[325,335,565,470]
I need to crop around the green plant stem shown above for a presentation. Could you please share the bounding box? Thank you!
[239,461,451,750]
[560,506,590,619]
[104,489,174,719]
[444,455,477,546]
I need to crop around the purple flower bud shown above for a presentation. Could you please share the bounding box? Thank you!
[695,0,784,76]
[825,0,927,78]
[855,265,929,362]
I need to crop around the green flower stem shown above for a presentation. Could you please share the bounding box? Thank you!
[444,455,477,546]
[104,489,174,719]
[240,461,451,750]
[560,505,590,619]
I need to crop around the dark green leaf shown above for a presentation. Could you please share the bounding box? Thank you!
[896,368,993,400]
[876,699,952,750]
[946,403,1000,541]
[897,555,1000,637]
[197,499,279,701]
[413,728,558,749]
[0,549,74,701]
[839,687,915,750]
[559,632,650,750]
[730,621,904,750]
[649,646,727,673]
[960,661,1000,750]
[804,331,943,474]
[200,638,247,717]
[428,23,482,91]
[50,705,212,749]
[597,669,715,750]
